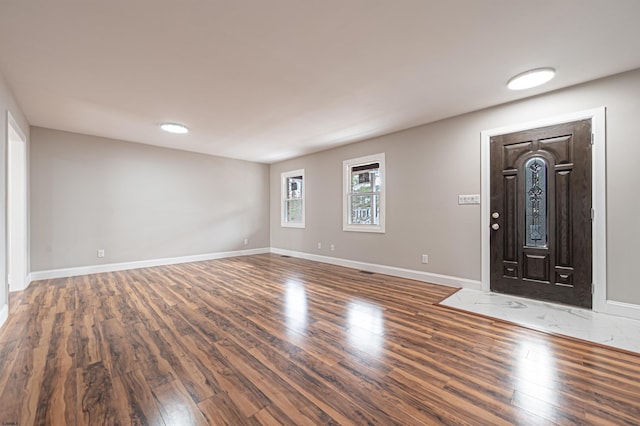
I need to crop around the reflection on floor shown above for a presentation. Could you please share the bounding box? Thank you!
[440,288,640,354]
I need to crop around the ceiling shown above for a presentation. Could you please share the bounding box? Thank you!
[1,1,639,164]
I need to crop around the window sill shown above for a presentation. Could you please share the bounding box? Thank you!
[281,222,305,229]
[342,224,385,233]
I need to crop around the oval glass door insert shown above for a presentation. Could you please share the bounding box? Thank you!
[524,157,547,247]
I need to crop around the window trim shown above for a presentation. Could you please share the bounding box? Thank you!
[281,169,305,228]
[343,153,385,233]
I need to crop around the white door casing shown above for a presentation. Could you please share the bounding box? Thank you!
[480,107,606,312]
[7,111,28,292]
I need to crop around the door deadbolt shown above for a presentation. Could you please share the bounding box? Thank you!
[492,212,500,219]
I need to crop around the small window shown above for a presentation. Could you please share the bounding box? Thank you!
[343,153,385,233]
[281,169,305,228]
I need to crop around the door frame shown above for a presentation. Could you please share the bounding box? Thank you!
[6,111,28,293]
[480,107,606,312]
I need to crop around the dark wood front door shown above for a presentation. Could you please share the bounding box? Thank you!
[490,120,592,308]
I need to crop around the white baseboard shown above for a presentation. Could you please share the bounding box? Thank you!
[30,248,271,281]
[605,300,640,321]
[19,247,640,323]
[0,303,8,329]
[8,274,33,293]
[270,247,482,290]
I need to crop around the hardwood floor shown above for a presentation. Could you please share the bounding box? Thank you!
[0,253,639,425]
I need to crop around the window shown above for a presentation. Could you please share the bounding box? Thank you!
[343,153,385,233]
[281,169,305,228]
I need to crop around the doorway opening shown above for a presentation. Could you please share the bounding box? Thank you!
[481,108,606,311]
[7,111,27,294]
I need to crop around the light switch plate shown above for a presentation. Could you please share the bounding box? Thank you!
[458,194,480,205]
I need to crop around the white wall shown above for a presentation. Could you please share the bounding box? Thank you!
[0,71,29,326]
[270,68,640,306]
[30,127,270,272]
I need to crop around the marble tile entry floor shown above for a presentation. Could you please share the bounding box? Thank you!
[439,288,640,354]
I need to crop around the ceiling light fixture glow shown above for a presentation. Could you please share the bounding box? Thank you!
[507,68,556,90]
[160,122,189,134]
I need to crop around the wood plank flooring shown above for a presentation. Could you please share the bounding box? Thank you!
[0,253,639,425]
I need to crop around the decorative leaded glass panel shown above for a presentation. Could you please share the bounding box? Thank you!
[524,157,547,247]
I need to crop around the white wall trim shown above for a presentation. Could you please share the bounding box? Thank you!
[7,111,27,143]
[7,111,28,293]
[0,303,8,329]
[480,107,607,311]
[22,245,640,321]
[605,300,640,321]
[30,248,270,281]
[270,247,481,290]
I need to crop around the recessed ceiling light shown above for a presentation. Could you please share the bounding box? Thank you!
[507,68,556,90]
[160,122,189,134]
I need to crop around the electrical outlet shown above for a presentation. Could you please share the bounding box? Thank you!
[243,238,249,245]
[317,242,322,249]
[330,244,335,251]
[97,249,105,258]
[421,254,429,264]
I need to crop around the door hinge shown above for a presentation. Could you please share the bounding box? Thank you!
[591,283,594,295]
[591,208,595,221]
[591,133,595,145]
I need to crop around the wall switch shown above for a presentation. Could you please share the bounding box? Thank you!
[97,249,105,258]
[458,194,480,205]
[421,254,429,264]
[243,238,249,245]
[330,244,335,251]
[317,242,322,249]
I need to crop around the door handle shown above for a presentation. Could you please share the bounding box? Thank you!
[491,223,499,230]
[492,212,500,219]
